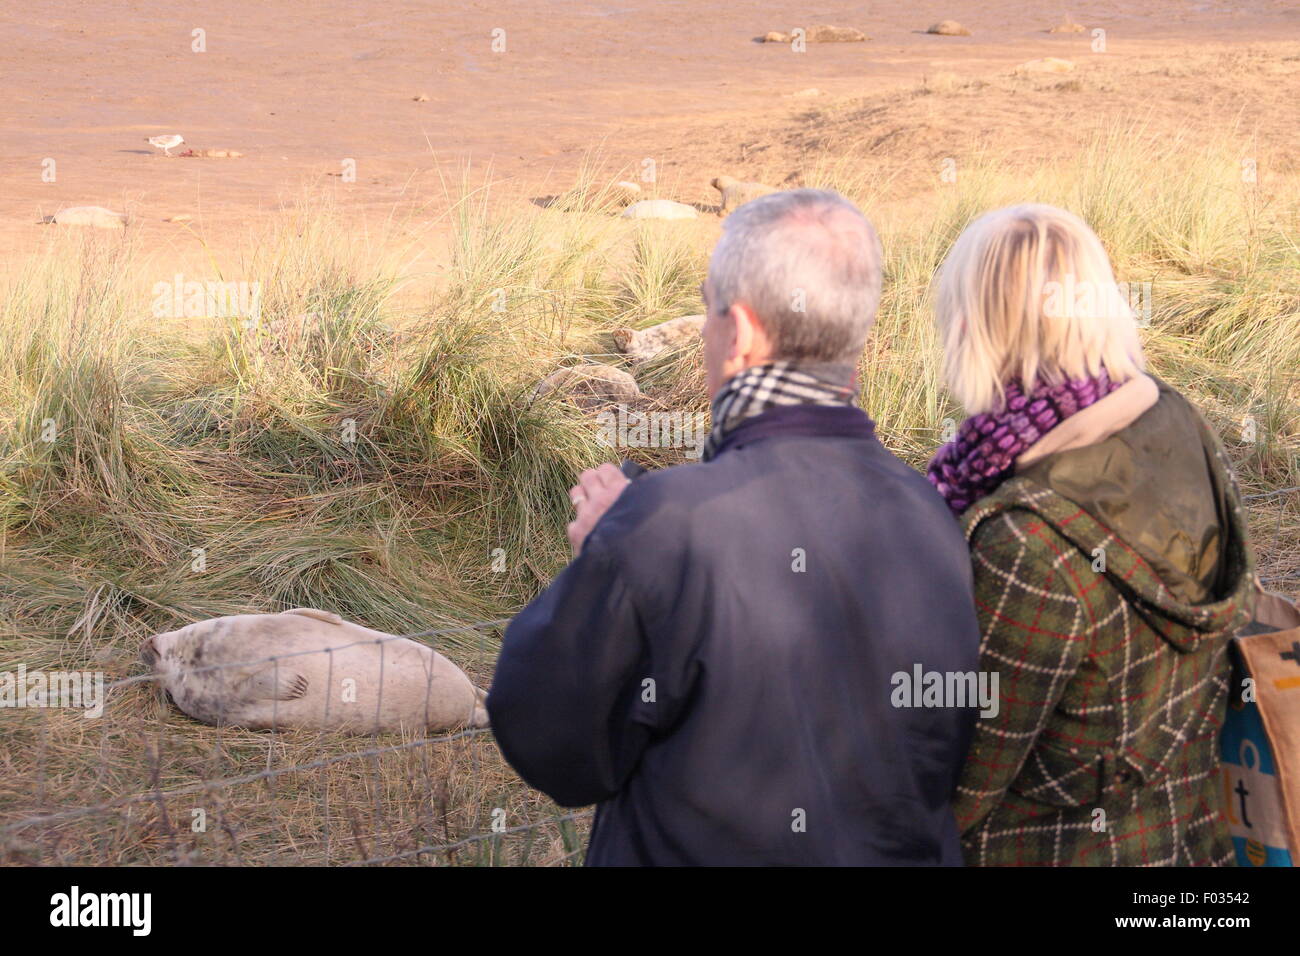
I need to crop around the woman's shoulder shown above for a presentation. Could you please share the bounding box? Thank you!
[960,477,1083,547]
[959,481,1094,592]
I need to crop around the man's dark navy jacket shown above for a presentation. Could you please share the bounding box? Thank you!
[488,404,981,865]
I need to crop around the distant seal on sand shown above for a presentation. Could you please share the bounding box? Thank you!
[610,180,642,206]
[1014,57,1075,74]
[763,25,868,43]
[612,315,705,364]
[180,148,244,158]
[142,608,489,734]
[621,199,698,220]
[41,206,127,229]
[927,20,972,36]
[711,176,776,215]
[532,363,641,409]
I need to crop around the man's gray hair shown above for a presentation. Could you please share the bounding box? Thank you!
[708,189,883,364]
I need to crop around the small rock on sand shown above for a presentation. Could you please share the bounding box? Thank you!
[43,206,127,229]
[927,20,972,36]
[764,25,868,43]
[1049,21,1086,34]
[533,364,642,410]
[621,199,698,221]
[711,175,777,215]
[413,92,430,101]
[1014,57,1076,74]
[613,315,706,364]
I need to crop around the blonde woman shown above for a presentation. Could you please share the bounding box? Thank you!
[928,204,1255,866]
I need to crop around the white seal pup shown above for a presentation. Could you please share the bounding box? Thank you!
[142,608,489,734]
[621,199,698,220]
[41,206,127,229]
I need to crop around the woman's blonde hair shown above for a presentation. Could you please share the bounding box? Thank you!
[934,203,1145,415]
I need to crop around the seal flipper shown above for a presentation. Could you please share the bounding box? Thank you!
[238,667,310,701]
[470,686,490,728]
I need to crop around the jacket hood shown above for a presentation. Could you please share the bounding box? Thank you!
[965,381,1255,651]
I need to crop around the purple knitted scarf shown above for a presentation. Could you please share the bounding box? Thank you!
[927,371,1119,516]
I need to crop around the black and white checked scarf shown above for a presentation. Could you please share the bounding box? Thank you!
[700,361,858,461]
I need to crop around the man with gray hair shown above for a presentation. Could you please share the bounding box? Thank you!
[489,190,980,865]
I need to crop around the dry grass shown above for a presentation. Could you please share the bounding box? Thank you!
[1,128,1297,865]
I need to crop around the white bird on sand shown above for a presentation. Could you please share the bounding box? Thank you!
[146,134,185,156]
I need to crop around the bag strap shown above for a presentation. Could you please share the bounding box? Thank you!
[1253,579,1300,632]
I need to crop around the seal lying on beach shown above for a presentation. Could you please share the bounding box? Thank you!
[1014,57,1075,75]
[532,363,642,409]
[927,20,972,36]
[763,25,867,43]
[612,315,705,364]
[41,206,127,229]
[142,608,489,734]
[621,199,698,220]
[711,176,776,215]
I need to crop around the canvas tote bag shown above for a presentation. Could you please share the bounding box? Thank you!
[1221,582,1300,866]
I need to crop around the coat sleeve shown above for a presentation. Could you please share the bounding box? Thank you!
[486,535,652,807]
[951,509,1091,834]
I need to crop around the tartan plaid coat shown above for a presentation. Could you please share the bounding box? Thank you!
[952,392,1255,866]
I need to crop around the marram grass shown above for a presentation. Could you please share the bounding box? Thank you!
[0,137,1296,864]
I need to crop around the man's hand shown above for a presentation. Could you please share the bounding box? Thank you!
[567,463,631,557]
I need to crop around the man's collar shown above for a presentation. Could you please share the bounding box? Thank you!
[709,404,876,459]
[701,360,861,461]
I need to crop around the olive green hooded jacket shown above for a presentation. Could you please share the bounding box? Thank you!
[954,380,1254,866]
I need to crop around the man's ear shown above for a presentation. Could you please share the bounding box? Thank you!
[729,301,772,365]
[723,303,747,361]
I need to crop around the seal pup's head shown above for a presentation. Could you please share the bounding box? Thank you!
[140,634,160,668]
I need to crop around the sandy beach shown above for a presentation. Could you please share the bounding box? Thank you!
[3,0,1298,273]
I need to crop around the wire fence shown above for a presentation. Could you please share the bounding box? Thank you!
[0,617,593,867]
[1,484,1296,867]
